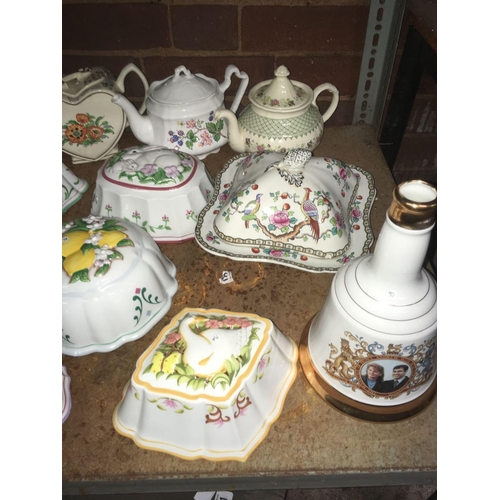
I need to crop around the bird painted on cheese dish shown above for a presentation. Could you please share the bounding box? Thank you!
[242,193,263,228]
[301,187,320,242]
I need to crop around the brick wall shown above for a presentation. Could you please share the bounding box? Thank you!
[62,0,436,184]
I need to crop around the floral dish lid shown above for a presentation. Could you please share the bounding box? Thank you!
[248,66,313,113]
[100,145,200,190]
[195,150,376,273]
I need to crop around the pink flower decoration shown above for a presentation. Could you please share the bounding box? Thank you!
[206,319,224,329]
[270,210,290,229]
[339,167,348,180]
[162,399,179,409]
[270,249,284,258]
[164,332,181,344]
[186,119,196,128]
[200,130,213,147]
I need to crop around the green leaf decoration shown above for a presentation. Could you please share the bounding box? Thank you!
[186,141,194,150]
[134,392,140,400]
[95,264,110,277]
[174,409,185,414]
[177,375,191,386]
[80,243,94,255]
[211,372,230,389]
[108,250,123,261]
[156,371,165,380]
[143,363,153,374]
[116,238,134,247]
[70,268,90,283]
[186,130,198,141]
[157,404,167,411]
[206,122,217,134]
[216,119,224,131]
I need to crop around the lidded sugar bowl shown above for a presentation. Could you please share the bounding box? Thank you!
[216,65,340,153]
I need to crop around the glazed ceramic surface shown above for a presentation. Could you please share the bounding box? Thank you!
[62,366,72,424]
[62,163,88,213]
[305,181,437,408]
[91,146,214,243]
[195,150,375,273]
[216,66,339,154]
[113,307,298,461]
[62,64,148,164]
[62,215,178,356]
[112,65,249,160]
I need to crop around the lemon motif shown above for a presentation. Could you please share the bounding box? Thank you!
[62,218,133,281]
[99,230,128,248]
[62,231,89,257]
[63,248,96,276]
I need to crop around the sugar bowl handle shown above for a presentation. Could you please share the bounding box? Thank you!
[312,83,340,123]
[115,63,150,114]
[220,65,250,113]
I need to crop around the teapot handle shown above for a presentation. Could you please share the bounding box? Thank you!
[116,63,150,115]
[219,65,249,113]
[312,83,340,123]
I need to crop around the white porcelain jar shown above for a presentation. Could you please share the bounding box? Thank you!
[300,180,437,422]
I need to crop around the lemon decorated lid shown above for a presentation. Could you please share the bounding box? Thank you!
[62,215,141,287]
[248,66,313,113]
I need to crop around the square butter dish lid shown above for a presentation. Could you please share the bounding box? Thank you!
[113,307,298,461]
[195,149,376,273]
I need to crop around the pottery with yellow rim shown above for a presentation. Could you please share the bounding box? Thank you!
[113,307,298,461]
[62,215,178,356]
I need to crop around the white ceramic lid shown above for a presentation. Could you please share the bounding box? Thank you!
[101,146,200,190]
[150,66,217,104]
[248,66,313,113]
[211,150,364,259]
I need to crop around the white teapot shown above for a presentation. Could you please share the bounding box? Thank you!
[112,65,249,159]
[216,65,339,154]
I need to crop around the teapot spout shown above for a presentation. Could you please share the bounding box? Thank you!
[216,109,247,153]
[112,94,154,145]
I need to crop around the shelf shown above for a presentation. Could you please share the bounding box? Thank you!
[62,125,436,495]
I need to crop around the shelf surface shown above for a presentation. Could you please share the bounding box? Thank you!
[62,125,436,495]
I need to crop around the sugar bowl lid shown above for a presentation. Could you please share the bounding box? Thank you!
[101,145,200,190]
[150,65,217,104]
[248,66,313,113]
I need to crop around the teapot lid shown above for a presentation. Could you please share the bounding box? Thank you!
[249,66,312,113]
[150,66,217,104]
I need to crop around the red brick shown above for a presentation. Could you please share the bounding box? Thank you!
[171,5,238,51]
[276,55,363,97]
[242,6,369,53]
[62,4,170,51]
[321,100,355,127]
[62,56,148,99]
